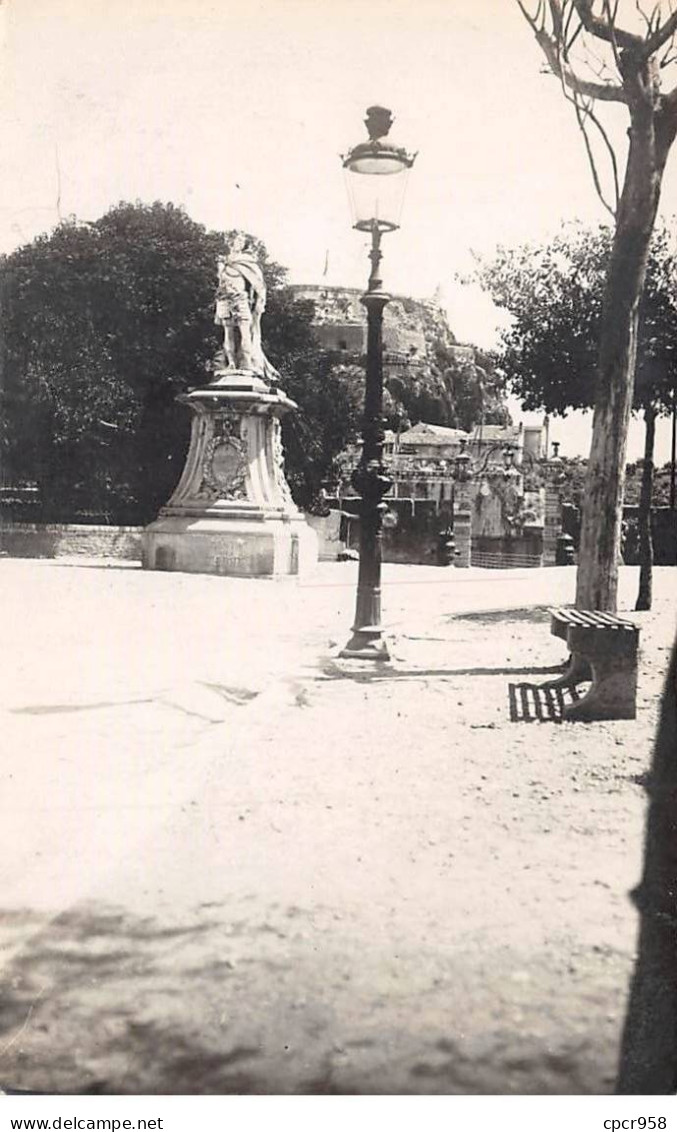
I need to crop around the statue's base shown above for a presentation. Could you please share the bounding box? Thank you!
[206,366,272,394]
[143,511,317,578]
[142,374,318,579]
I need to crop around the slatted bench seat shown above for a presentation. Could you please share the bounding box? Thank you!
[545,607,640,722]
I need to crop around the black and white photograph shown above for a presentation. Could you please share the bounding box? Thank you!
[1,0,677,1106]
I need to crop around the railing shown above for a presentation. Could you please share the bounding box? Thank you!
[471,549,543,569]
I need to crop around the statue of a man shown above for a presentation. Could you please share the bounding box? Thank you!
[214,236,278,382]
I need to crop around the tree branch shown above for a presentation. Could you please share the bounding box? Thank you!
[635,1,658,35]
[602,0,623,70]
[563,0,579,45]
[583,98,621,210]
[643,10,677,57]
[571,0,644,49]
[516,0,545,32]
[575,105,617,215]
[548,0,564,39]
[561,80,618,214]
[532,22,628,99]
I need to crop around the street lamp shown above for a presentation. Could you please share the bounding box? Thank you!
[453,438,521,484]
[339,106,416,660]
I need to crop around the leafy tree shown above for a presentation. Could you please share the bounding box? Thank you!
[518,1,677,613]
[478,220,677,607]
[3,204,221,518]
[478,222,677,418]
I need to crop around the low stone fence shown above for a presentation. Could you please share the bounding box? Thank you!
[471,531,543,570]
[471,548,543,570]
[337,496,454,565]
[328,495,545,568]
[0,522,143,560]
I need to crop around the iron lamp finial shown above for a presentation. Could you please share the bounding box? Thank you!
[364,106,394,141]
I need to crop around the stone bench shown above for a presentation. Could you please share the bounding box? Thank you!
[544,607,640,722]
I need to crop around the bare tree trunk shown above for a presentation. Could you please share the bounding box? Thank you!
[576,68,667,612]
[670,385,676,512]
[636,403,656,611]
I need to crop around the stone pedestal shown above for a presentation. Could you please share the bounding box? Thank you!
[453,481,477,568]
[142,372,317,577]
[543,485,562,567]
[453,510,472,568]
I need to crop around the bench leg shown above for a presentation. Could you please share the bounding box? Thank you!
[542,652,592,689]
[563,654,637,722]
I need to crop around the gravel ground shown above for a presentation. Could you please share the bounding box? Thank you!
[0,560,675,1094]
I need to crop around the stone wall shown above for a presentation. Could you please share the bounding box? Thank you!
[290,284,437,366]
[313,323,366,355]
[0,523,143,560]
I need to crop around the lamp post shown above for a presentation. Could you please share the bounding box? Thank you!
[453,438,521,484]
[339,106,416,660]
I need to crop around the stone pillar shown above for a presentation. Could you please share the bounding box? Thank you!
[543,485,562,567]
[454,481,477,567]
[454,510,472,568]
[142,373,317,577]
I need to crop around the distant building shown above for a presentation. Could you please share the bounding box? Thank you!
[289,283,447,372]
[469,423,523,468]
[390,422,538,468]
[523,424,546,460]
[397,422,469,460]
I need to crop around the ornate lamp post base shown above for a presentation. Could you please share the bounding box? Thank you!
[340,627,390,660]
[142,374,317,578]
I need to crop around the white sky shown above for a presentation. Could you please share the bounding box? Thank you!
[1,0,676,461]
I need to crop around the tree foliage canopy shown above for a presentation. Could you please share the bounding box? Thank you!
[476,221,677,417]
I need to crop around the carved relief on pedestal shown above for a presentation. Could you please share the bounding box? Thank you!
[270,416,295,508]
[199,414,249,501]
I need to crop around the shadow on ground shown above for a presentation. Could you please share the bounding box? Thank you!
[448,608,553,625]
[0,899,620,1095]
[508,681,591,723]
[616,629,677,1093]
[319,662,564,684]
[0,905,261,1095]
